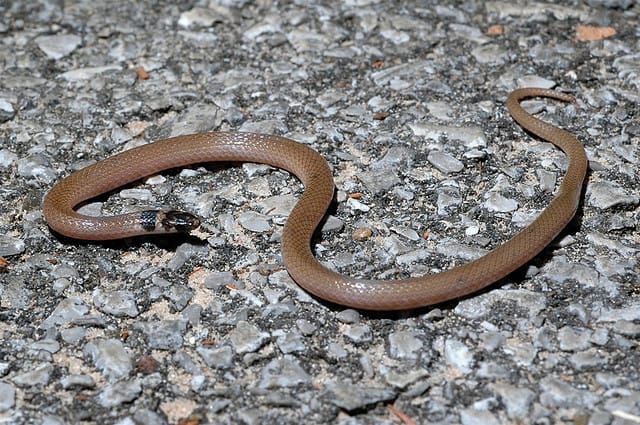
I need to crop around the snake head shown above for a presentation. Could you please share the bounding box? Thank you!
[160,210,201,233]
[139,210,201,234]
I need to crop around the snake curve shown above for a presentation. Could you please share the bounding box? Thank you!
[43,88,588,310]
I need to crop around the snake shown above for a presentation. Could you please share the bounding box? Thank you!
[43,88,588,310]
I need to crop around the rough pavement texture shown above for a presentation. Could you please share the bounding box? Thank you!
[1,1,639,424]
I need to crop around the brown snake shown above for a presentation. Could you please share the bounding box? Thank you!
[43,88,588,310]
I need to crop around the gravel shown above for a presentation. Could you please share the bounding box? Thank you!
[1,0,639,424]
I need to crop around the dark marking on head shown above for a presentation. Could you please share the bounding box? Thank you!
[161,210,201,233]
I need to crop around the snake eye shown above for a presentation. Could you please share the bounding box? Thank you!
[161,210,201,232]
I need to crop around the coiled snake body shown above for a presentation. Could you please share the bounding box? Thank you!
[43,88,588,310]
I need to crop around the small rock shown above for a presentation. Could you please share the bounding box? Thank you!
[460,408,501,425]
[335,309,360,324]
[133,320,188,350]
[539,377,600,408]
[84,339,133,382]
[204,271,240,290]
[484,192,518,212]
[444,338,474,374]
[92,289,139,317]
[258,357,310,389]
[229,321,270,354]
[324,381,396,412]
[588,181,639,209]
[97,380,142,407]
[0,99,15,123]
[0,382,15,411]
[491,382,535,419]
[343,325,373,343]
[388,330,423,360]
[237,211,271,232]
[197,345,234,369]
[274,331,306,354]
[60,375,95,390]
[177,7,221,28]
[35,34,82,59]
[428,151,464,173]
[13,364,53,387]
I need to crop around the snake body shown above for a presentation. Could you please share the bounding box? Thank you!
[43,88,588,310]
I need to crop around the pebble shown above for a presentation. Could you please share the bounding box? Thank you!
[258,357,311,389]
[60,375,95,390]
[237,211,271,232]
[17,155,56,183]
[324,381,396,412]
[460,408,501,425]
[539,377,600,408]
[92,289,139,317]
[167,243,208,271]
[335,309,360,324]
[444,338,474,374]
[409,123,487,148]
[343,324,373,343]
[0,235,25,256]
[428,151,464,174]
[41,297,89,328]
[357,169,401,194]
[274,330,306,354]
[455,289,547,320]
[229,321,270,354]
[388,330,423,360]
[97,380,142,408]
[83,339,133,382]
[483,192,518,212]
[0,382,15,411]
[0,99,15,123]
[164,285,193,311]
[178,7,220,28]
[197,345,233,369]
[346,197,371,212]
[133,320,188,350]
[205,271,240,291]
[352,227,373,240]
[12,364,53,387]
[35,34,82,60]
[557,326,593,351]
[588,181,639,209]
[58,65,122,82]
[490,383,535,419]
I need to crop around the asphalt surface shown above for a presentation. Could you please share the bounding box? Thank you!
[0,1,639,424]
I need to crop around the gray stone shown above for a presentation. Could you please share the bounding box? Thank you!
[35,34,82,59]
[427,151,464,174]
[197,345,234,369]
[133,320,188,349]
[13,363,53,387]
[324,381,396,412]
[343,325,373,343]
[0,382,15,411]
[92,289,139,318]
[0,149,18,167]
[274,331,306,354]
[539,377,600,408]
[258,357,311,389]
[84,339,133,382]
[460,408,501,425]
[491,382,535,419]
[97,380,142,407]
[237,211,271,232]
[229,321,270,354]
[388,330,423,360]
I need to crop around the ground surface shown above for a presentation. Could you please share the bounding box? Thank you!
[0,1,639,424]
